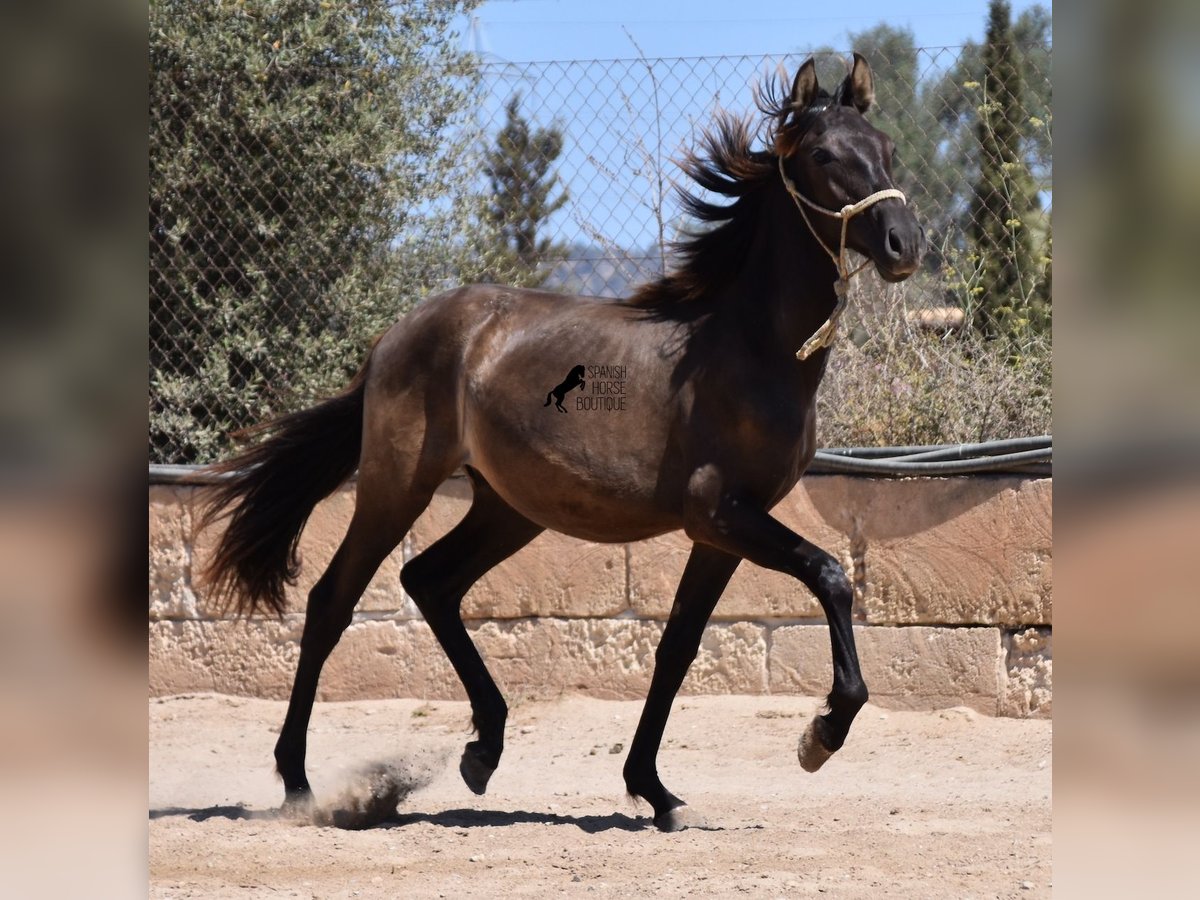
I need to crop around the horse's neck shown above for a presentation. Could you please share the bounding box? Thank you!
[723,188,839,360]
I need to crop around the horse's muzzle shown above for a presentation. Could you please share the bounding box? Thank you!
[874,209,925,282]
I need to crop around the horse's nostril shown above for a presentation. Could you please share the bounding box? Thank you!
[887,228,903,257]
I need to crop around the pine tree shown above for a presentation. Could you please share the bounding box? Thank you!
[969,0,1045,338]
[482,94,568,287]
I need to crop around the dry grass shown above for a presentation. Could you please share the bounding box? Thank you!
[817,276,1051,448]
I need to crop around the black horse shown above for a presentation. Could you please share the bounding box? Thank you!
[197,54,924,831]
[544,364,587,412]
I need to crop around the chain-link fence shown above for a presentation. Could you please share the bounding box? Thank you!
[150,33,1051,464]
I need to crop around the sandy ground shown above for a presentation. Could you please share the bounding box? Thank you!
[150,693,1051,898]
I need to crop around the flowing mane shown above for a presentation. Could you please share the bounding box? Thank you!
[627,70,847,311]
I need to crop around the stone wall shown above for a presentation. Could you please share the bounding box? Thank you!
[149,475,1052,717]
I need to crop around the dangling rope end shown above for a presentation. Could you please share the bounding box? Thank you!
[795,292,849,361]
[795,327,832,361]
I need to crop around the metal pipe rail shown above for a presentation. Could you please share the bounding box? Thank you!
[150,436,1051,484]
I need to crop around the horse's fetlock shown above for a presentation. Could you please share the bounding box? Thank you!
[622,753,645,781]
[471,698,507,742]
[623,764,657,799]
[839,681,869,709]
[274,743,308,791]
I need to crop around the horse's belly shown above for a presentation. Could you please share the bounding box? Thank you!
[463,409,682,543]
[494,475,677,543]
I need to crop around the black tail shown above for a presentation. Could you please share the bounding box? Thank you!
[192,360,371,617]
[544,392,553,407]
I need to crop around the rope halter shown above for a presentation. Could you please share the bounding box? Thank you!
[777,154,907,360]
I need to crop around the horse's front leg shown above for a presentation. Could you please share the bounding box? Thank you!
[623,544,740,831]
[689,492,868,772]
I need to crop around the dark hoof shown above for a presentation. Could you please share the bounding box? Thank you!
[798,717,835,772]
[652,804,695,832]
[459,743,497,795]
[279,788,313,819]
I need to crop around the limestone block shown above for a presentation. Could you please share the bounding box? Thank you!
[468,618,662,700]
[768,624,1004,713]
[854,478,1052,626]
[407,479,627,619]
[149,486,198,619]
[464,618,767,700]
[190,484,415,618]
[319,620,463,702]
[682,621,769,695]
[628,478,854,620]
[149,618,302,699]
[1001,627,1052,718]
[150,616,769,705]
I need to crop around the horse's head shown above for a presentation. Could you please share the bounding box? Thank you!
[773,54,925,283]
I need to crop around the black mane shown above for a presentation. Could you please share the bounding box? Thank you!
[627,71,843,311]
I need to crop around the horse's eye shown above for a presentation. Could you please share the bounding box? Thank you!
[811,148,834,165]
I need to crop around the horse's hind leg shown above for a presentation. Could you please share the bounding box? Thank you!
[274,479,440,810]
[623,544,741,830]
[399,469,544,795]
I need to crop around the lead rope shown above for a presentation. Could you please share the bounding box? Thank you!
[777,155,907,360]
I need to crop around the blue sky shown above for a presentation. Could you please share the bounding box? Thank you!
[463,0,1050,62]
[456,0,1051,255]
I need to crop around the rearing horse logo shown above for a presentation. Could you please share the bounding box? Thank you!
[544,364,586,413]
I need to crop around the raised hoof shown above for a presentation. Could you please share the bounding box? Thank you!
[459,743,498,796]
[797,718,835,773]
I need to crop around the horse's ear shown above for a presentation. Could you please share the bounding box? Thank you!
[842,52,875,113]
[790,58,819,110]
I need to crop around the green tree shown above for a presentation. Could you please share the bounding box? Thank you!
[481,94,568,287]
[149,0,480,463]
[920,6,1051,321]
[968,0,1045,338]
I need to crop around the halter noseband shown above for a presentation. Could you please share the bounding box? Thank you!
[777,154,907,360]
